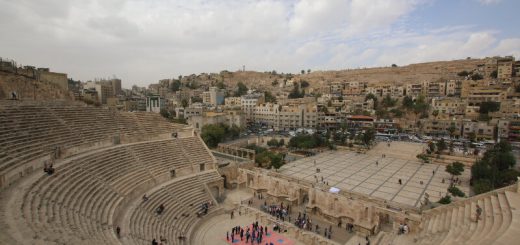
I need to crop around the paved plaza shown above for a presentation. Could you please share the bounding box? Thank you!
[280,143,470,208]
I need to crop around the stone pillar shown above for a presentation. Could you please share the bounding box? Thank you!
[517,177,520,193]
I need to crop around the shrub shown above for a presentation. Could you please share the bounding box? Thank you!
[438,195,452,204]
[473,179,493,195]
[416,153,429,163]
[448,186,465,197]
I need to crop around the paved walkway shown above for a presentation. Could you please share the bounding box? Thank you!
[279,142,470,207]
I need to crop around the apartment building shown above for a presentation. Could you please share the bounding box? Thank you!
[405,83,423,97]
[461,80,508,106]
[224,97,242,107]
[421,118,463,137]
[462,121,495,140]
[432,98,467,116]
[241,93,265,120]
[253,103,317,130]
[497,56,515,80]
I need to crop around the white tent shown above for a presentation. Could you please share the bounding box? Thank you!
[329,187,340,194]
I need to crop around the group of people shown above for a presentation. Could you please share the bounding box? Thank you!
[43,162,55,175]
[397,223,410,235]
[226,221,270,244]
[151,233,185,245]
[263,202,290,222]
[197,200,213,217]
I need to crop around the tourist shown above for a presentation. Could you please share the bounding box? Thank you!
[152,238,158,245]
[398,179,402,185]
[156,204,165,215]
[240,228,244,240]
[231,210,234,219]
[476,204,482,222]
[226,231,229,241]
[178,232,187,241]
[142,194,148,202]
[116,226,121,238]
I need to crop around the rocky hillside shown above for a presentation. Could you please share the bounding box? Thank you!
[0,71,72,100]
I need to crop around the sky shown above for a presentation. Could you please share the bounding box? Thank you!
[1,0,519,88]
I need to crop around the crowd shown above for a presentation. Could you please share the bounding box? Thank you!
[226,221,274,244]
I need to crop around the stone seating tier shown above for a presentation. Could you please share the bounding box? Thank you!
[128,171,222,245]
[10,136,219,245]
[395,187,520,245]
[0,104,180,175]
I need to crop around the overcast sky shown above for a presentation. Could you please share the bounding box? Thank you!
[1,0,519,88]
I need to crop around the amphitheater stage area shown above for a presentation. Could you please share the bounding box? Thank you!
[193,212,302,245]
[279,142,471,208]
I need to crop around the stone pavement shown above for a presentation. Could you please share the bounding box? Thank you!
[279,144,470,207]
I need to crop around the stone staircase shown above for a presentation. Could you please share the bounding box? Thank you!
[376,183,520,245]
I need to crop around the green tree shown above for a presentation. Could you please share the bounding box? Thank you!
[390,108,403,117]
[160,108,171,119]
[479,101,500,114]
[436,139,447,153]
[264,91,277,103]
[307,69,311,74]
[300,80,310,88]
[267,138,280,147]
[471,141,520,193]
[445,161,465,182]
[471,73,484,80]
[235,82,248,96]
[447,123,457,138]
[181,98,189,108]
[170,80,182,92]
[490,70,498,78]
[301,70,305,74]
[427,141,436,154]
[201,124,226,148]
[457,71,470,77]
[402,96,414,109]
[413,95,429,116]
[448,186,465,197]
[468,132,476,142]
[432,110,439,117]
[191,96,203,103]
[381,94,396,107]
[288,85,304,99]
[365,93,378,109]
[361,128,376,148]
[438,195,452,204]
[288,134,327,149]
[216,81,226,89]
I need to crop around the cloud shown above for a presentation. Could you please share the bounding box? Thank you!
[0,0,517,87]
[478,0,502,5]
